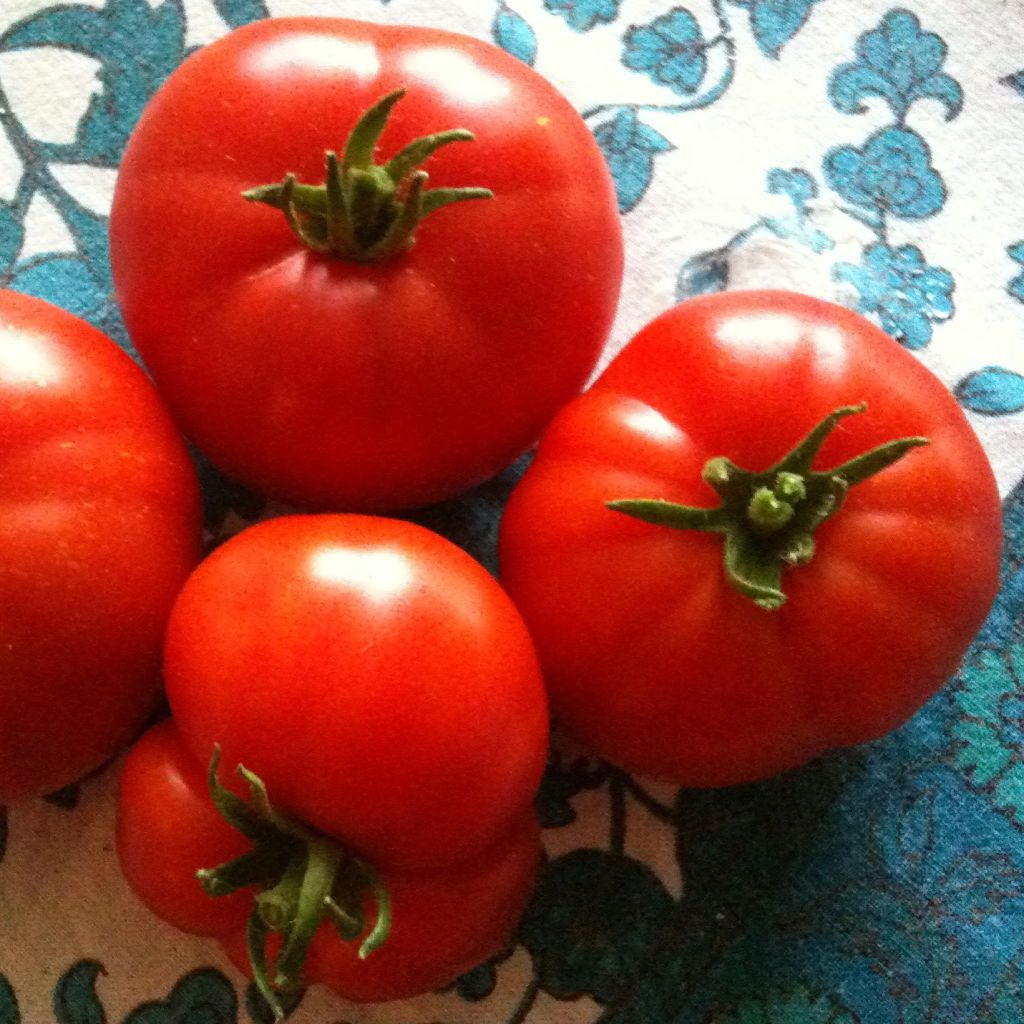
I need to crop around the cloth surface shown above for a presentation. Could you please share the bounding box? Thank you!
[1,0,1024,1021]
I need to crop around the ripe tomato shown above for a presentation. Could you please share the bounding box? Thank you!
[118,721,539,1007]
[164,514,548,874]
[0,291,200,803]
[110,16,623,512]
[499,291,1002,787]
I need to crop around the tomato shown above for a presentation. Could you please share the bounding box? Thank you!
[138,514,546,1007]
[117,720,252,936]
[499,291,1002,787]
[119,720,540,1007]
[118,721,539,1007]
[165,514,548,872]
[110,16,623,512]
[0,291,200,803]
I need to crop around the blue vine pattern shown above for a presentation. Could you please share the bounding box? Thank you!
[0,3,1023,1024]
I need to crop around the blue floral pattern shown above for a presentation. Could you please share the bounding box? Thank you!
[592,108,675,213]
[825,127,944,220]
[830,9,962,122]
[730,0,821,60]
[544,0,621,32]
[1,3,1023,1024]
[623,9,709,95]
[834,243,953,348]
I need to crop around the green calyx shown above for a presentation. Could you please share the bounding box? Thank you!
[243,88,492,263]
[197,748,390,1021]
[607,403,929,611]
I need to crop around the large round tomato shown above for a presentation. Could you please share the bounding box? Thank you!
[0,291,200,803]
[499,291,1002,787]
[118,721,540,1006]
[164,514,548,873]
[110,16,623,512]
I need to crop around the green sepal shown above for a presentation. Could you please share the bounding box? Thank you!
[198,750,391,1020]
[608,403,929,611]
[243,87,492,263]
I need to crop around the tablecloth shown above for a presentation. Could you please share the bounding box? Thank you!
[2,0,1024,1021]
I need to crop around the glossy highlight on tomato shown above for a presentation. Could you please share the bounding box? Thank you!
[110,16,623,512]
[500,291,1002,787]
[117,514,547,1010]
[0,290,201,803]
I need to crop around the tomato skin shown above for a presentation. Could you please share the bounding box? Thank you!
[499,291,1002,787]
[0,291,201,803]
[118,723,540,1004]
[109,17,623,512]
[219,816,539,1003]
[165,514,548,873]
[117,720,252,936]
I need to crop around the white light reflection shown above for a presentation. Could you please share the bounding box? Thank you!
[0,327,63,387]
[717,312,848,375]
[309,546,414,602]
[401,48,511,105]
[621,404,682,444]
[249,35,380,79]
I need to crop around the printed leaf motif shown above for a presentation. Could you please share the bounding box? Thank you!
[493,3,538,66]
[708,986,857,1023]
[123,969,238,1023]
[592,107,673,213]
[1,0,187,166]
[730,0,820,60]
[766,167,818,207]
[955,368,1024,416]
[676,247,730,300]
[519,849,673,1004]
[0,203,25,273]
[1006,72,1024,98]
[829,10,963,123]
[212,0,269,28]
[951,645,1024,829]
[623,8,708,96]
[824,127,945,221]
[939,851,1024,924]
[1008,242,1024,303]
[544,0,621,33]
[0,976,18,1024]
[833,243,952,349]
[53,962,105,1024]
[989,960,1024,1024]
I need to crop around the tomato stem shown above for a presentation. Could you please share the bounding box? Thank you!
[608,404,928,611]
[243,88,492,263]
[198,747,391,1020]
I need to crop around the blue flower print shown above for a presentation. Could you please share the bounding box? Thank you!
[731,0,821,61]
[830,10,963,123]
[951,645,1024,830]
[709,986,857,1024]
[834,243,952,349]
[544,0,620,32]
[824,126,944,221]
[592,107,674,213]
[1009,242,1024,304]
[623,8,708,96]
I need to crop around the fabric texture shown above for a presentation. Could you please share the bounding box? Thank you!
[1,0,1023,1021]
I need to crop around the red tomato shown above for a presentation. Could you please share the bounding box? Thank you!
[118,721,539,1006]
[117,720,252,936]
[0,291,200,803]
[499,291,1002,787]
[165,514,548,873]
[110,16,623,512]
